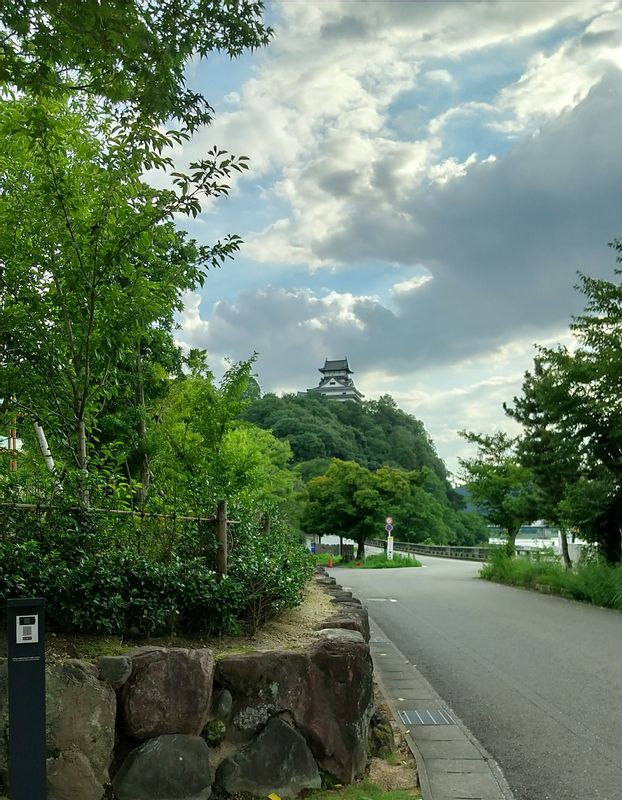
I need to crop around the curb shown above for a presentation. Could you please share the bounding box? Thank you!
[368,616,516,800]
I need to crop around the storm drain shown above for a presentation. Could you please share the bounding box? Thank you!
[398,709,455,726]
[369,637,387,644]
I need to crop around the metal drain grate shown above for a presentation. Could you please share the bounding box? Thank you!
[369,637,387,644]
[398,709,455,726]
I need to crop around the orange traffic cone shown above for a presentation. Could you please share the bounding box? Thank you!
[327,554,334,568]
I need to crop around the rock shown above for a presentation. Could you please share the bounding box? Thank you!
[317,608,370,643]
[211,688,233,720]
[202,720,226,746]
[46,660,116,786]
[216,718,321,798]
[369,719,395,758]
[331,595,362,606]
[113,734,211,800]
[314,576,337,586]
[304,629,374,782]
[316,628,366,644]
[322,586,349,596]
[99,655,132,689]
[217,632,373,784]
[215,651,310,743]
[47,750,104,800]
[121,648,214,739]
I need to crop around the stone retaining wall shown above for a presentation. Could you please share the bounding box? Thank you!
[0,568,373,800]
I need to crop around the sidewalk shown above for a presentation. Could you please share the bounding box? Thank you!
[368,617,515,800]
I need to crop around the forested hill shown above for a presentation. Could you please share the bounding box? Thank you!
[243,392,447,481]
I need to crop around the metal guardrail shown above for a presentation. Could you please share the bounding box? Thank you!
[367,538,490,561]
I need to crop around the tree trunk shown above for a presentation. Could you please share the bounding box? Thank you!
[136,342,149,505]
[33,422,55,472]
[505,529,517,556]
[559,529,572,569]
[356,538,365,559]
[76,415,89,507]
[216,500,228,575]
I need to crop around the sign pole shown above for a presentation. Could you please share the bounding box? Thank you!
[7,598,47,799]
[385,517,394,560]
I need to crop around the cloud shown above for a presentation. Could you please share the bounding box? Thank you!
[182,75,622,389]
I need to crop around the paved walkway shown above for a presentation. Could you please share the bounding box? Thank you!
[369,617,515,800]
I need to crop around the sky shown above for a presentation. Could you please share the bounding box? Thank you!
[170,0,622,478]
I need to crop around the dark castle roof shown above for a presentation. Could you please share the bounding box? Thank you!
[319,358,352,374]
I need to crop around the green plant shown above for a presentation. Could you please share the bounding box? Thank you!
[480,548,622,609]
[348,553,422,569]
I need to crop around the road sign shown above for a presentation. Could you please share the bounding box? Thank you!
[385,523,393,533]
[385,516,393,524]
[386,535,394,560]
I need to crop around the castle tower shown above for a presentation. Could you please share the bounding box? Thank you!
[306,358,364,402]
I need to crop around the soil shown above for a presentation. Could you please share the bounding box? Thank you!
[2,578,337,664]
[369,687,419,794]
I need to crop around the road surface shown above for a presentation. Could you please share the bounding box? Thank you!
[342,556,622,800]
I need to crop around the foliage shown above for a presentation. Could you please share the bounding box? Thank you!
[0,98,247,498]
[309,778,420,800]
[302,459,487,557]
[0,0,271,130]
[244,393,451,485]
[228,519,314,633]
[506,241,622,563]
[349,553,422,569]
[480,548,622,609]
[459,431,539,554]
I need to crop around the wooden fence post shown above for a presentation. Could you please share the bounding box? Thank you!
[216,500,228,576]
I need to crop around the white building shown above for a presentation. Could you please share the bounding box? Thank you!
[305,358,364,402]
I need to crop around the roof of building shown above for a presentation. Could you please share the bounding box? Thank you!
[319,358,352,374]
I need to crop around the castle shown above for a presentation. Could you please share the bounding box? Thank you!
[304,358,364,402]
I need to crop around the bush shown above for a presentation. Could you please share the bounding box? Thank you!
[229,521,314,633]
[479,548,622,609]
[0,541,244,636]
[353,553,422,569]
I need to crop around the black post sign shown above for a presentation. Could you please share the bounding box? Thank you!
[6,598,46,799]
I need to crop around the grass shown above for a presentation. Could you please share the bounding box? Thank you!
[345,554,422,569]
[480,549,622,609]
[308,778,420,800]
[314,553,343,566]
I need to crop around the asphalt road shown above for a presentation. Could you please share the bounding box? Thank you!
[341,556,622,800]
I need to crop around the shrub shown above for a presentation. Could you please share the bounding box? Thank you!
[355,553,422,569]
[479,548,622,609]
[229,521,314,633]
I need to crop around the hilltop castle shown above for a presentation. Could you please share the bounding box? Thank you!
[304,358,364,402]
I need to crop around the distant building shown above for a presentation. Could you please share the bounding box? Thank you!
[304,358,364,402]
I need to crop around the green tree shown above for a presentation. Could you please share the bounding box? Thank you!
[507,242,622,563]
[459,431,539,554]
[0,0,271,129]
[0,99,245,501]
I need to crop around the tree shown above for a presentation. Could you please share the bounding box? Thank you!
[302,460,384,559]
[0,0,271,130]
[459,431,539,554]
[0,98,246,501]
[506,241,622,564]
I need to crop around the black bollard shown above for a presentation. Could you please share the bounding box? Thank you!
[7,598,46,799]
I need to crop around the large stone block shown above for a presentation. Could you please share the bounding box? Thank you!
[216,630,374,783]
[47,750,104,800]
[46,660,117,787]
[303,629,374,782]
[215,651,310,742]
[216,717,321,798]
[317,607,370,642]
[113,734,211,800]
[121,648,215,739]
